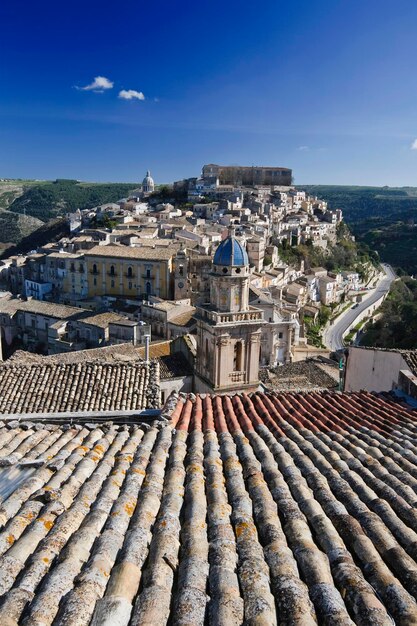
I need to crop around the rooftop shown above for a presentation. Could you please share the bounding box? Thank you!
[0,360,160,414]
[0,390,416,623]
[85,244,176,261]
[0,297,85,320]
[77,312,126,329]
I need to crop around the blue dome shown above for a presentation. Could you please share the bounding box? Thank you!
[213,236,249,267]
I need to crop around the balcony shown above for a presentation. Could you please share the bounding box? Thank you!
[107,272,118,277]
[125,272,135,279]
[89,269,99,275]
[142,274,154,280]
[198,306,264,326]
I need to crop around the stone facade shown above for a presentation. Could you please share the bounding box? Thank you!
[195,235,265,393]
[202,164,292,186]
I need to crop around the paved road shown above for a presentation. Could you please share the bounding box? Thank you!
[322,264,396,352]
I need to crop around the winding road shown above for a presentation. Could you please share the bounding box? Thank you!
[322,263,396,352]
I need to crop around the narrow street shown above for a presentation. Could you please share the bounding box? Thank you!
[322,263,396,352]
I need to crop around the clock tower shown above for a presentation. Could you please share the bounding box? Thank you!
[174,246,191,302]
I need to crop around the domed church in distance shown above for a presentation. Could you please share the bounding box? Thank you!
[142,170,155,194]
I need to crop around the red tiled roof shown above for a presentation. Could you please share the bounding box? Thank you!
[169,390,417,624]
[0,390,417,624]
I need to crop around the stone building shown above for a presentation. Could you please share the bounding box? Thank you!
[195,233,265,393]
[142,170,155,194]
[84,245,175,300]
[202,163,292,187]
[173,246,191,302]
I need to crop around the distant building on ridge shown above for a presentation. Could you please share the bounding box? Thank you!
[202,163,292,187]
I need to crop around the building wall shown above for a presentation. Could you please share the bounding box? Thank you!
[202,164,292,186]
[160,375,193,404]
[85,254,172,300]
[344,347,408,392]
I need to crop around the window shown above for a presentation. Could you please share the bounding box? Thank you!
[111,279,115,288]
[110,265,115,276]
[234,341,243,371]
[93,277,97,286]
[179,265,184,276]
[70,263,75,272]
[79,264,84,273]
[146,281,151,295]
[127,266,133,278]
[128,282,132,290]
[146,268,151,279]
[93,263,97,274]
[278,332,283,339]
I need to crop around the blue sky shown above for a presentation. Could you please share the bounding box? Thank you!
[1,0,417,185]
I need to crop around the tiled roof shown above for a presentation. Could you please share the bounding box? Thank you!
[0,391,416,624]
[0,298,85,319]
[7,344,143,365]
[0,361,160,413]
[169,309,196,327]
[85,244,175,261]
[77,311,126,329]
[261,361,339,391]
[157,353,193,380]
[136,340,171,359]
[404,351,417,375]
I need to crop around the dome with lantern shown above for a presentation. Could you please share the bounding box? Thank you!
[142,170,155,193]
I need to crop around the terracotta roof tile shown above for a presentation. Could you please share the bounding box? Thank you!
[0,361,160,413]
[0,390,416,623]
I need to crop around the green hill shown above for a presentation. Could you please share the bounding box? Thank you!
[301,185,417,275]
[8,179,137,222]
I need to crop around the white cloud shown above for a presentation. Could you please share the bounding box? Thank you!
[118,89,145,101]
[297,145,310,151]
[77,76,114,92]
[411,139,417,150]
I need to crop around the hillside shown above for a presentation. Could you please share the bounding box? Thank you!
[0,178,137,250]
[360,276,417,349]
[0,218,70,259]
[301,185,417,274]
[8,179,137,222]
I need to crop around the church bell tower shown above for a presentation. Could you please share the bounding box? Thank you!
[174,245,191,302]
[195,232,265,393]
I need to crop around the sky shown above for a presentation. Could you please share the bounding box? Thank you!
[1,0,417,186]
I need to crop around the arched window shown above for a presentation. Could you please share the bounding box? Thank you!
[127,266,133,278]
[110,265,115,276]
[93,263,97,274]
[234,341,243,371]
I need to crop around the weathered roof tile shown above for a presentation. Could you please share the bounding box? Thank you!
[0,391,416,623]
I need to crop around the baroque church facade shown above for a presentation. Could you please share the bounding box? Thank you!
[195,233,265,393]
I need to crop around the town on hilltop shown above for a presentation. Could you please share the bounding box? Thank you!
[0,163,392,397]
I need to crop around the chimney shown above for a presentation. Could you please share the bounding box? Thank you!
[144,333,151,363]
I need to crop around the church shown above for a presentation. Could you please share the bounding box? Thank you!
[195,231,265,393]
